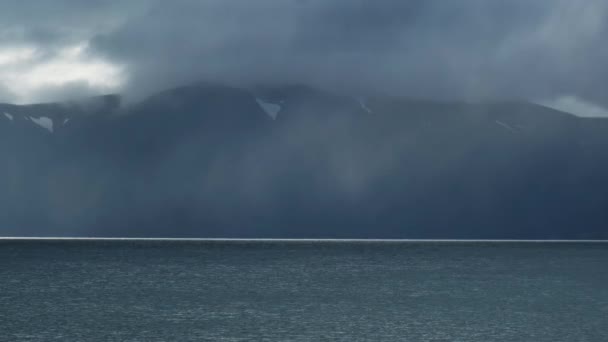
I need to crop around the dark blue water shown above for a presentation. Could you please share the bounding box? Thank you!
[1,240,607,341]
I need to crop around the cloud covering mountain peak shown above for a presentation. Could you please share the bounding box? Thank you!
[2,1,608,115]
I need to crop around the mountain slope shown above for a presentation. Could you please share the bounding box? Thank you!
[1,83,607,238]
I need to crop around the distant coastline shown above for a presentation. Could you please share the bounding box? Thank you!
[2,237,607,243]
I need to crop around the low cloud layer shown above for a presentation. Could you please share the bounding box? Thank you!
[2,0,608,115]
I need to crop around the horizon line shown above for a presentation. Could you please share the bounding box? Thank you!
[1,237,607,243]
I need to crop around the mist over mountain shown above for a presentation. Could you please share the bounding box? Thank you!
[1,82,607,238]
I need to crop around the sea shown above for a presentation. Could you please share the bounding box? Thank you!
[1,239,607,341]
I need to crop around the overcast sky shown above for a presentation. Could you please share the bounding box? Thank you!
[1,0,607,116]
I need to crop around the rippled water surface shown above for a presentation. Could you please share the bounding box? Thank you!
[1,240,607,341]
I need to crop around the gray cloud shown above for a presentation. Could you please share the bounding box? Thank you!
[26,80,109,103]
[0,83,16,102]
[2,0,608,110]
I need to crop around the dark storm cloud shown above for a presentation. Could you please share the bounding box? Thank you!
[2,1,608,107]
[0,1,142,47]
[0,1,147,103]
[87,0,608,107]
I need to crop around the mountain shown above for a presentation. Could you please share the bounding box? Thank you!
[1,83,607,238]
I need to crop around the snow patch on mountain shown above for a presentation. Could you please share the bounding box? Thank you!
[3,112,13,121]
[256,98,281,119]
[539,96,608,117]
[495,120,517,133]
[30,116,54,133]
[358,98,372,114]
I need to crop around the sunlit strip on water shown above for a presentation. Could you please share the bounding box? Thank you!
[1,237,607,243]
